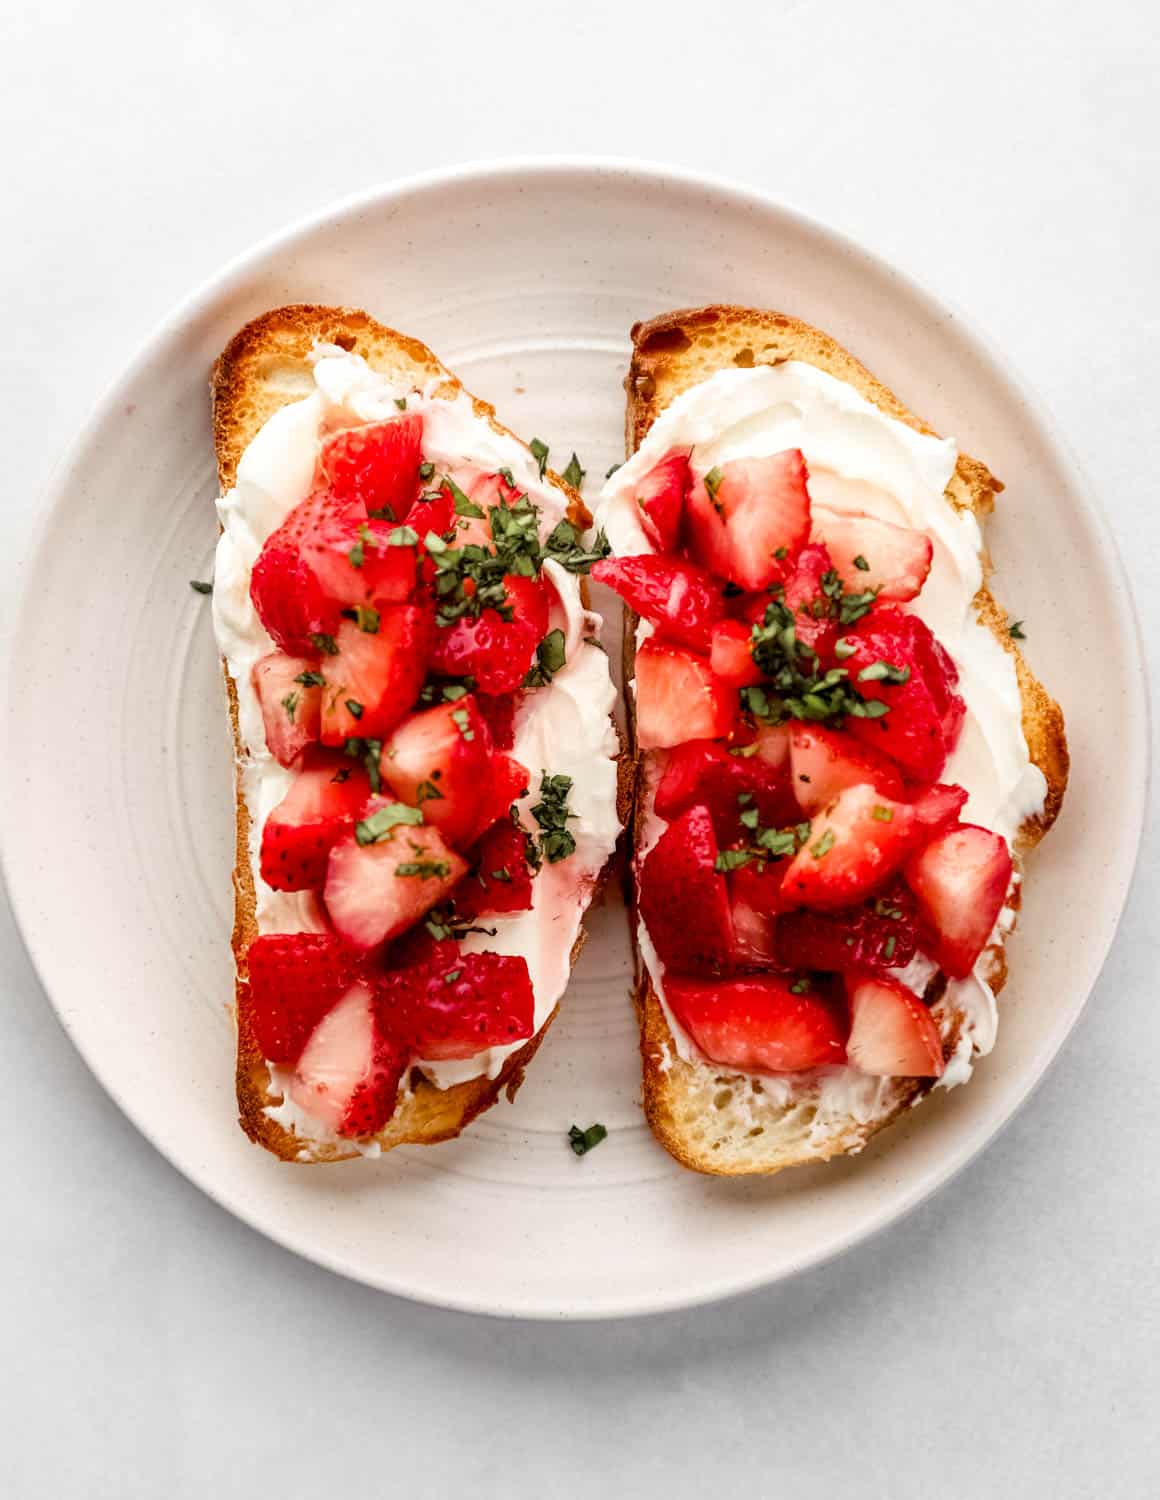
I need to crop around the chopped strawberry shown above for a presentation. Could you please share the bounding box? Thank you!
[746,722,792,770]
[453,817,535,917]
[781,783,920,910]
[324,818,467,950]
[845,974,944,1078]
[380,697,528,848]
[634,449,690,553]
[728,857,790,920]
[405,486,456,547]
[431,574,550,695]
[688,451,811,590]
[710,618,763,686]
[774,880,920,974]
[904,823,1013,978]
[909,782,969,834]
[244,933,359,1063]
[635,640,734,749]
[591,556,725,653]
[251,652,322,767]
[288,981,408,1136]
[838,609,965,783]
[259,754,371,891]
[474,690,519,750]
[810,508,933,602]
[638,805,736,976]
[653,739,798,844]
[249,489,354,654]
[782,541,839,656]
[729,885,780,966]
[380,951,535,1060]
[788,723,905,815]
[666,975,847,1073]
[318,414,424,523]
[299,512,417,609]
[319,605,431,745]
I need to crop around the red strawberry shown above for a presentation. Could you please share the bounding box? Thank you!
[634,449,690,553]
[324,819,468,950]
[474,690,519,750]
[729,883,780,966]
[773,880,920,974]
[288,980,408,1136]
[319,605,432,745]
[909,781,969,834]
[638,805,736,976]
[728,857,791,920]
[318,414,424,522]
[782,541,839,656]
[904,823,1012,978]
[653,739,798,844]
[666,975,847,1073]
[380,697,528,848]
[453,817,535,917]
[244,933,359,1063]
[810,508,932,602]
[788,723,905,815]
[781,783,920,910]
[251,652,322,767]
[590,556,725,653]
[299,512,417,610]
[260,755,371,891]
[431,574,550,695]
[381,951,535,1060]
[838,609,965,783]
[635,640,734,749]
[710,618,763,686]
[845,974,944,1078]
[688,451,811,591]
[249,489,354,654]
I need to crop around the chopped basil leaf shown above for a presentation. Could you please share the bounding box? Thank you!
[714,849,754,872]
[450,706,474,741]
[857,659,910,686]
[883,935,897,961]
[345,699,364,720]
[295,670,324,687]
[341,604,380,634]
[853,554,870,571]
[367,504,397,521]
[530,437,550,477]
[872,805,894,822]
[531,771,577,863]
[394,396,407,411]
[811,829,836,859]
[774,546,788,561]
[568,1122,607,1156]
[387,525,419,547]
[561,452,585,490]
[280,692,299,722]
[415,779,444,804]
[445,474,485,519]
[343,736,384,793]
[189,579,213,595]
[355,802,423,845]
[739,806,760,831]
[395,859,451,879]
[524,627,567,688]
[418,461,435,481]
[703,466,724,504]
[789,977,811,995]
[834,637,855,660]
[310,633,339,656]
[605,462,622,479]
[498,466,515,487]
[1009,620,1027,640]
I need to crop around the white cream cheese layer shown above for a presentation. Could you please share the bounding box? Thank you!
[597,361,1045,1096]
[213,349,620,1139]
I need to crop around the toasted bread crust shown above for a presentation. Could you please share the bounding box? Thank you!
[623,304,1068,1176]
[213,305,626,1163]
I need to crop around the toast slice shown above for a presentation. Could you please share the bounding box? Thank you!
[212,305,628,1162]
[618,305,1068,1176]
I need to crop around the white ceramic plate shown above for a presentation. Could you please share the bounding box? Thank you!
[3,160,1146,1319]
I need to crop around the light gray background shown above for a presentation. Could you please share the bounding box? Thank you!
[2,2,1156,1495]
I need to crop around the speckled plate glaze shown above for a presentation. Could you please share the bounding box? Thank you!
[2,160,1146,1319]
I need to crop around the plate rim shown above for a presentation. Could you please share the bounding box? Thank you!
[2,156,1151,1320]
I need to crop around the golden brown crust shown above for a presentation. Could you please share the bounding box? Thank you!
[214,305,617,1163]
[623,304,1069,1176]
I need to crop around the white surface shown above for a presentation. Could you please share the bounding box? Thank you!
[0,0,1156,1491]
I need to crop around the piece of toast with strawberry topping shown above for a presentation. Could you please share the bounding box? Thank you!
[602,304,1068,1176]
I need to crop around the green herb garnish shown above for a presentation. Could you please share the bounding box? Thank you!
[561,452,585,490]
[524,628,567,688]
[853,554,870,572]
[811,829,836,859]
[355,803,423,846]
[280,692,299,722]
[395,859,452,879]
[310,632,339,656]
[189,579,213,596]
[1009,620,1027,640]
[415,779,444,804]
[531,772,577,864]
[568,1122,607,1156]
[295,670,325,687]
[530,438,550,477]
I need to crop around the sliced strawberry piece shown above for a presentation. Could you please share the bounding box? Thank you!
[728,857,791,920]
[635,640,734,749]
[904,823,1013,978]
[324,819,467,950]
[782,541,839,656]
[381,951,535,1060]
[810,508,933,602]
[781,783,920,911]
[633,449,690,553]
[689,451,811,591]
[299,512,417,609]
[729,885,780,966]
[244,933,359,1063]
[259,754,371,892]
[746,721,792,770]
[774,880,920,974]
[638,805,736,976]
[474,690,519,750]
[710,618,763,686]
[666,975,847,1073]
[653,739,798,844]
[591,556,725,653]
[319,605,431,745]
[908,782,969,834]
[839,609,965,783]
[432,574,550,695]
[380,697,528,848]
[788,723,905,815]
[319,414,424,522]
[288,980,408,1136]
[453,817,535,917]
[251,652,322,767]
[846,974,944,1078]
[249,489,354,654]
